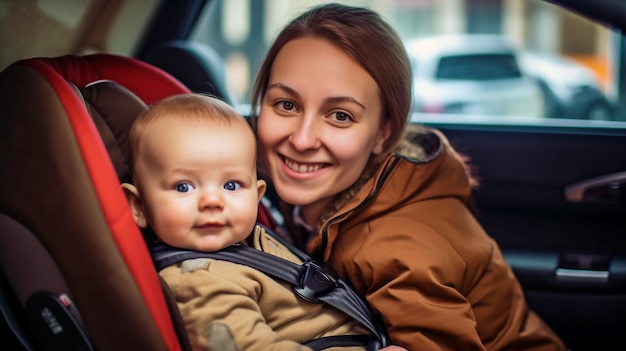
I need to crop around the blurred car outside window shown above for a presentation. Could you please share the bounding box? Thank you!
[405,34,545,118]
[518,50,615,120]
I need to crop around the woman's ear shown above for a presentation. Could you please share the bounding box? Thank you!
[121,183,148,228]
[256,179,267,201]
[373,120,391,155]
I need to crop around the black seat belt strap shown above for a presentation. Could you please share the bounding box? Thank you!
[304,335,370,349]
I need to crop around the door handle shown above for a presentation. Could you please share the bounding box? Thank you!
[564,171,626,205]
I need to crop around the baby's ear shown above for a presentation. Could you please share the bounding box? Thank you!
[256,179,267,201]
[120,183,148,228]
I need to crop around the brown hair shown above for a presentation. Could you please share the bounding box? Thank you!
[127,93,252,179]
[250,3,412,158]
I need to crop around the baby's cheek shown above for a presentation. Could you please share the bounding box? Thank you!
[151,205,190,234]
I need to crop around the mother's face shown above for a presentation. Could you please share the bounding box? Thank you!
[256,37,390,224]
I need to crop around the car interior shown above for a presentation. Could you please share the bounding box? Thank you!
[1,0,625,350]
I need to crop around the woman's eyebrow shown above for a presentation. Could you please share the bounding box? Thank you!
[324,96,366,110]
[267,82,366,110]
[267,83,300,98]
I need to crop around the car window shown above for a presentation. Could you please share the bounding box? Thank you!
[190,0,626,123]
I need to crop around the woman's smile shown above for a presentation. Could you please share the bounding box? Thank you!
[283,156,329,174]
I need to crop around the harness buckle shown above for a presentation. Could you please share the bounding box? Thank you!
[293,260,338,303]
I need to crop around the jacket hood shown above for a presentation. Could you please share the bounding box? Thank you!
[383,125,475,207]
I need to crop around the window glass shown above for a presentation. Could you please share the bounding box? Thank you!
[190,0,626,123]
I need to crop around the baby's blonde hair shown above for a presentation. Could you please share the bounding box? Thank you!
[127,94,253,180]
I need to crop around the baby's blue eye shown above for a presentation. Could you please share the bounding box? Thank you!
[175,183,192,193]
[224,181,241,191]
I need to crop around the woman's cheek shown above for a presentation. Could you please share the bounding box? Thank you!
[257,114,284,153]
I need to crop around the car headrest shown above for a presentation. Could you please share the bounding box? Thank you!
[143,40,234,105]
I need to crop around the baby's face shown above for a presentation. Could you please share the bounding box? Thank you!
[134,117,264,252]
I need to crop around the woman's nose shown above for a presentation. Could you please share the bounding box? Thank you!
[288,115,322,151]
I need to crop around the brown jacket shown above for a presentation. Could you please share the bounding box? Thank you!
[306,128,567,351]
[161,226,367,351]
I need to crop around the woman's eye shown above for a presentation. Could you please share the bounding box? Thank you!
[330,111,355,124]
[278,100,296,111]
[175,183,194,193]
[224,181,241,191]
[334,111,350,121]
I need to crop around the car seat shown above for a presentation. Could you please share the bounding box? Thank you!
[0,53,193,351]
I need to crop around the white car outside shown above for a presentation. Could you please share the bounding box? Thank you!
[405,34,545,118]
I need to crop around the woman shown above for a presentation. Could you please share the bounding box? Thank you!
[250,3,567,351]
